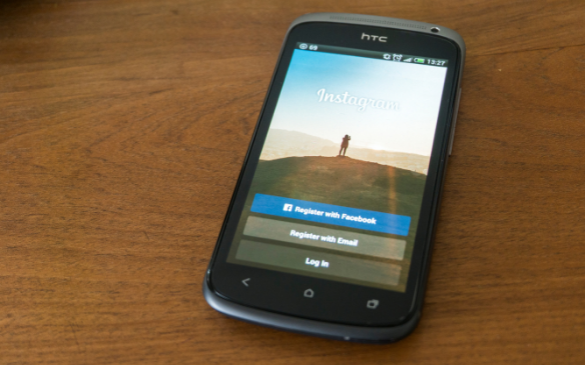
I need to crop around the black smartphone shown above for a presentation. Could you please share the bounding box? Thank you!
[203,13,465,343]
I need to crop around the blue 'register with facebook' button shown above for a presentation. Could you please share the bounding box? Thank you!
[250,193,411,236]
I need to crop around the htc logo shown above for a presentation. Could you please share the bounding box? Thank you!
[361,33,387,42]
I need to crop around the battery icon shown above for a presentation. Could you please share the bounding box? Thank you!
[414,58,425,63]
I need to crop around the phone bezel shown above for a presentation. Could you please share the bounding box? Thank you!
[205,17,464,333]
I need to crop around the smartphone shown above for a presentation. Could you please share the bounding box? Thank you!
[203,13,465,343]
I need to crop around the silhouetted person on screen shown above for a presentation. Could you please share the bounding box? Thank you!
[339,134,351,156]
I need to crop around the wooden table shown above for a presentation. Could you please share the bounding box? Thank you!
[2,0,585,364]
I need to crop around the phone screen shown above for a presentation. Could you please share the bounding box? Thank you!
[225,41,449,292]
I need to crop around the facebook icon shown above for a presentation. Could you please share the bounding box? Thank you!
[283,204,293,212]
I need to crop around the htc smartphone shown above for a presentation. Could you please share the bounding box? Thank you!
[204,13,465,343]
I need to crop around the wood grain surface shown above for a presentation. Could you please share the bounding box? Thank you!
[2,0,585,364]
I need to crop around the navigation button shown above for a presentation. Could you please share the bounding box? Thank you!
[241,278,251,287]
[366,299,379,309]
[304,289,315,298]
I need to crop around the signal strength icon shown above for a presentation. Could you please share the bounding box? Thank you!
[403,57,413,62]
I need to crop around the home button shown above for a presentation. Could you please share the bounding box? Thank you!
[303,289,315,298]
[366,299,379,309]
